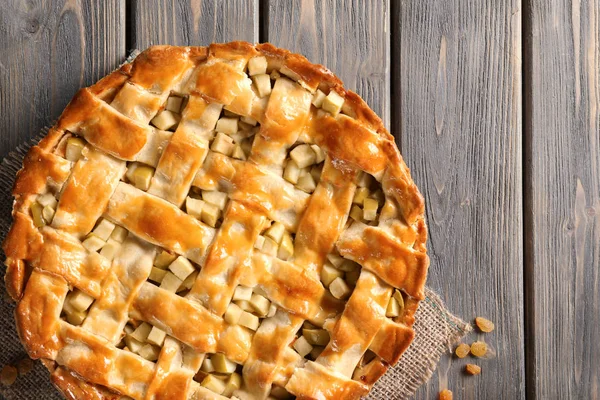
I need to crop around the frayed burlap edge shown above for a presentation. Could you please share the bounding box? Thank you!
[0,131,64,400]
[0,50,469,400]
[368,289,471,399]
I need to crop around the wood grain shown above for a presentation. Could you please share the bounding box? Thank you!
[131,0,258,49]
[396,1,525,399]
[266,0,390,128]
[0,0,125,161]
[0,1,124,399]
[0,1,597,398]
[525,0,600,398]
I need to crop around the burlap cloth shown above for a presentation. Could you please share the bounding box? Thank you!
[0,65,471,398]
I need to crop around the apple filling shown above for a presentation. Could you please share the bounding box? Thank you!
[347,171,384,227]
[283,143,325,194]
[292,321,330,361]
[254,220,295,261]
[192,353,242,396]
[248,56,268,77]
[247,56,277,99]
[209,112,258,161]
[224,285,277,333]
[64,136,87,162]
[147,250,199,296]
[270,386,294,399]
[80,218,127,260]
[150,94,186,131]
[117,321,163,362]
[124,162,155,192]
[320,252,361,300]
[29,193,58,227]
[385,289,409,323]
[185,188,229,228]
[60,289,95,326]
[311,88,345,117]
[352,350,378,381]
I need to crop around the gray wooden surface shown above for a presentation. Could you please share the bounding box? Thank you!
[0,1,125,399]
[131,0,258,47]
[1,0,599,399]
[397,1,525,399]
[526,0,600,398]
[0,0,125,161]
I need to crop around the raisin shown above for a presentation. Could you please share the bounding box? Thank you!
[454,343,470,358]
[439,389,453,400]
[0,365,18,386]
[465,364,482,375]
[475,317,495,333]
[470,341,488,357]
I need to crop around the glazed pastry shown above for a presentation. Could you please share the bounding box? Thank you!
[3,42,429,400]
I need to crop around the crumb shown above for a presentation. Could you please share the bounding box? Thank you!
[465,364,482,375]
[454,343,470,358]
[475,317,495,333]
[0,365,18,386]
[439,388,453,400]
[17,358,34,375]
[470,341,488,357]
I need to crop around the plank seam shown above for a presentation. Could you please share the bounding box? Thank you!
[522,0,536,398]
[125,0,134,51]
[259,0,268,43]
[390,0,401,149]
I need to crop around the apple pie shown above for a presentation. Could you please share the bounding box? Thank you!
[3,42,429,399]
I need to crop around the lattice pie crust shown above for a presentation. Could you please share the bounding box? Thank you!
[3,42,429,400]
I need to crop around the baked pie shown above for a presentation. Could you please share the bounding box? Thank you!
[3,42,429,399]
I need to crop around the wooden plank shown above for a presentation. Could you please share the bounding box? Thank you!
[396,1,524,399]
[131,0,258,49]
[0,1,125,398]
[266,0,390,128]
[0,0,125,160]
[525,0,600,398]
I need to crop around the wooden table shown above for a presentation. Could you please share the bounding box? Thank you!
[1,1,598,399]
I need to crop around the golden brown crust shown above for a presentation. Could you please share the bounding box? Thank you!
[4,258,27,300]
[337,223,429,300]
[352,358,390,387]
[129,46,202,92]
[12,144,71,196]
[3,42,429,400]
[50,366,121,400]
[286,361,369,399]
[5,213,112,297]
[369,319,415,364]
[15,270,67,359]
[188,201,266,315]
[106,182,216,264]
[58,89,154,160]
[255,43,342,92]
[88,66,131,103]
